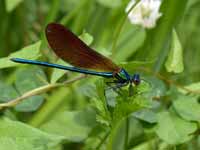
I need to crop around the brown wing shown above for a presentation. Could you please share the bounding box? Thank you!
[45,23,120,72]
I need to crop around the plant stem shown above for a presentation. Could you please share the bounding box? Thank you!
[0,75,86,110]
[96,130,110,150]
[137,67,200,94]
[124,117,130,150]
[111,0,139,56]
[44,0,60,25]
[61,0,87,25]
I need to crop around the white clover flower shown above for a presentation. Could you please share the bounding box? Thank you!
[126,0,162,29]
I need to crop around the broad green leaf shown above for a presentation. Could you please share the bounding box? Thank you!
[0,117,64,150]
[79,31,94,46]
[141,76,167,99]
[96,0,122,8]
[5,0,24,12]
[14,66,47,112]
[133,109,157,123]
[0,81,19,103]
[40,108,96,142]
[178,82,200,94]
[0,41,41,69]
[165,30,184,73]
[50,59,68,83]
[156,111,197,145]
[173,95,200,122]
[77,82,97,98]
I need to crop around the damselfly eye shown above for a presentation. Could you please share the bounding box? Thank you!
[132,74,140,85]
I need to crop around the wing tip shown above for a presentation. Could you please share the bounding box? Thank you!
[46,22,66,35]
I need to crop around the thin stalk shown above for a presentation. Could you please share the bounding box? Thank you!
[0,75,86,110]
[111,0,140,56]
[138,67,200,95]
[61,0,87,25]
[124,117,130,150]
[96,130,110,150]
[44,0,60,26]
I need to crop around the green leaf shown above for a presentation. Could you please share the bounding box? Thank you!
[178,82,200,94]
[5,0,24,12]
[40,108,96,142]
[95,99,111,126]
[94,80,112,126]
[0,117,63,150]
[173,95,200,122]
[141,76,167,99]
[165,30,184,73]
[14,66,47,112]
[129,139,161,150]
[113,95,150,124]
[156,111,197,145]
[50,59,68,83]
[0,81,19,103]
[136,80,151,94]
[79,31,94,46]
[96,0,122,8]
[0,41,41,69]
[77,82,97,98]
[133,109,157,123]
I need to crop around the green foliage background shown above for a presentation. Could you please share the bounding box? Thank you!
[0,0,200,150]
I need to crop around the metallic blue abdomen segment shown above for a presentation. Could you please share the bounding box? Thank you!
[11,58,114,78]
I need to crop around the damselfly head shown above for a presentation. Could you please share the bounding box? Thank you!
[132,73,140,86]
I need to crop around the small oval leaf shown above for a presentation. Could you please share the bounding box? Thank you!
[165,30,184,73]
[156,111,197,145]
